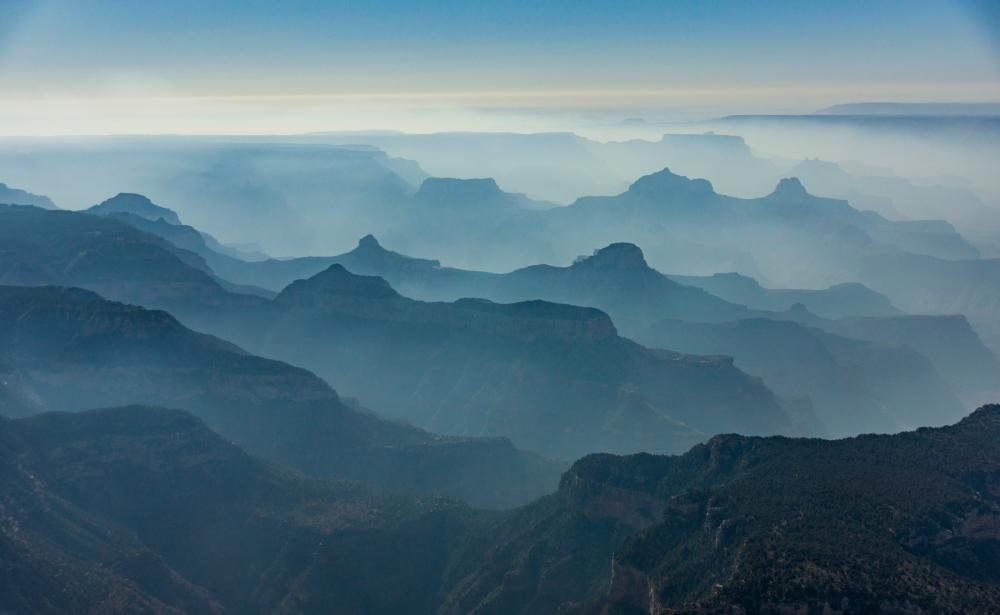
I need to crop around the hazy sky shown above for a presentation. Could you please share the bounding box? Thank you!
[1,0,998,134]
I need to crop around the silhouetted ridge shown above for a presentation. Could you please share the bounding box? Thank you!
[770,176,810,198]
[0,182,58,209]
[626,167,714,198]
[277,264,401,302]
[452,298,619,342]
[414,177,507,203]
[87,193,181,225]
[576,242,649,270]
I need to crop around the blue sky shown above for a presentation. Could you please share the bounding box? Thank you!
[0,0,998,133]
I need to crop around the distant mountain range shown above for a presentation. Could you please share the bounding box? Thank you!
[640,317,965,435]
[786,158,996,234]
[60,194,996,438]
[382,168,1000,351]
[817,102,1000,116]
[0,141,428,256]
[1,135,999,614]
[0,182,57,209]
[314,236,991,435]
[0,286,560,508]
[224,263,804,459]
[0,204,264,325]
[0,203,808,461]
[668,269,899,319]
[308,130,781,200]
[4,402,998,613]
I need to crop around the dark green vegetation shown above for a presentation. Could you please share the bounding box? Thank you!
[0,286,560,508]
[4,403,999,614]
[0,405,478,614]
[443,405,1000,614]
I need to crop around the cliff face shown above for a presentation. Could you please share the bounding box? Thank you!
[449,407,1000,615]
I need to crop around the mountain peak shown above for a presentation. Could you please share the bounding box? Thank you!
[358,234,381,249]
[577,242,649,270]
[343,234,442,271]
[88,193,181,225]
[275,264,401,306]
[771,177,809,198]
[626,168,714,198]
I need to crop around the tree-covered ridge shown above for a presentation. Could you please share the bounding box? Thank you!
[444,405,1000,614]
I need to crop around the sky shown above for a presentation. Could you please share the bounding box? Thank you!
[0,0,998,135]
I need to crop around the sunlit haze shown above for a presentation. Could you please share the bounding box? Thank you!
[1,0,999,135]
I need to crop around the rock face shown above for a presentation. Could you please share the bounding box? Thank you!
[443,406,1000,614]
[0,286,561,508]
